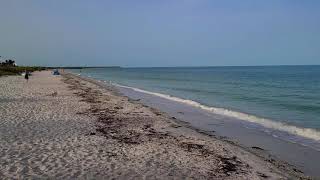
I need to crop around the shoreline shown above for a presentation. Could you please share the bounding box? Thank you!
[64,72,310,179]
[114,83,320,147]
[0,71,310,179]
[116,81,320,177]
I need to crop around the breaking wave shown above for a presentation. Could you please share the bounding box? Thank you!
[114,83,320,142]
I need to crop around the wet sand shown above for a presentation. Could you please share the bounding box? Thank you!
[119,85,320,177]
[0,71,310,179]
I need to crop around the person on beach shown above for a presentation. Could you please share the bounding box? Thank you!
[24,70,29,82]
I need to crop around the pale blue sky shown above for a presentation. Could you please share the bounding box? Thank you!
[0,0,319,67]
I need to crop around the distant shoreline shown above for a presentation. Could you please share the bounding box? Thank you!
[55,64,320,69]
[51,66,121,69]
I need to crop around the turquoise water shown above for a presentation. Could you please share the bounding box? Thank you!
[69,66,320,138]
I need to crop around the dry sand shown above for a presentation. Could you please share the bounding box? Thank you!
[0,71,309,179]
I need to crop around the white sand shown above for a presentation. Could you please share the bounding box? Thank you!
[0,71,308,179]
[0,72,116,178]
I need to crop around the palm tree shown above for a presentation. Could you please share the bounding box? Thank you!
[8,59,15,66]
[2,59,15,66]
[0,57,16,66]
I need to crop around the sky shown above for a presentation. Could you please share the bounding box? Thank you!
[0,0,319,67]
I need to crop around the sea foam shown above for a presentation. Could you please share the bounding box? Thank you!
[114,83,320,142]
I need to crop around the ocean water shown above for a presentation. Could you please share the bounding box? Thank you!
[69,66,320,145]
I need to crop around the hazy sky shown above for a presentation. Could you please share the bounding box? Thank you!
[0,0,319,67]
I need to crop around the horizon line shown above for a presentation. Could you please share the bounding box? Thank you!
[46,64,320,69]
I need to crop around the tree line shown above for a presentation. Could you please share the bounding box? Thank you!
[0,56,46,76]
[0,56,16,66]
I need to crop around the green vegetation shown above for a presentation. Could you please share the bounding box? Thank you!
[0,57,45,77]
[0,66,46,77]
[0,66,45,76]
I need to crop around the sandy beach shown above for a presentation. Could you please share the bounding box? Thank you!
[0,71,310,179]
